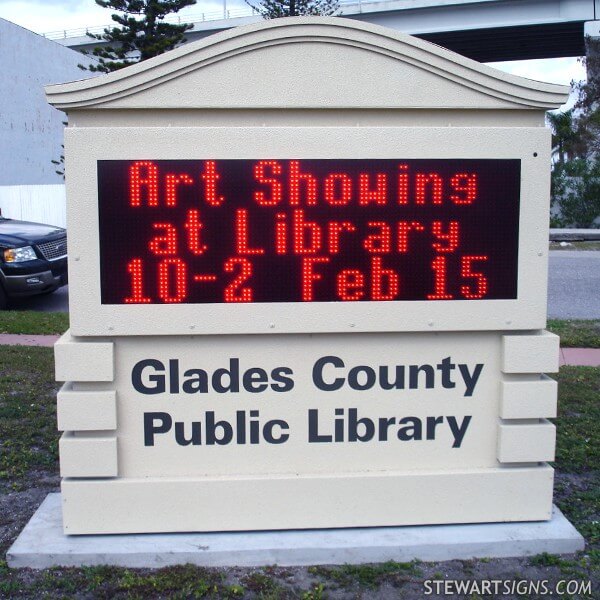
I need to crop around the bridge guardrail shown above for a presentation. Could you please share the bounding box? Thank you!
[42,0,371,41]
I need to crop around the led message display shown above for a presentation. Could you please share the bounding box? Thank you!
[97,159,520,304]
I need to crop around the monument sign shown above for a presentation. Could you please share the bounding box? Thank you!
[46,17,569,534]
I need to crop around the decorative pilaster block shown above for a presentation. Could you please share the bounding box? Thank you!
[500,375,557,419]
[59,432,118,478]
[502,331,560,374]
[57,384,117,431]
[497,420,556,463]
[55,331,114,382]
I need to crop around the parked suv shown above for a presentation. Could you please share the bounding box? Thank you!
[0,217,67,308]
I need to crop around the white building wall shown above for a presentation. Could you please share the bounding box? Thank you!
[0,18,92,186]
[0,185,66,228]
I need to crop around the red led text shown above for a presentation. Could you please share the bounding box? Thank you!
[99,159,520,304]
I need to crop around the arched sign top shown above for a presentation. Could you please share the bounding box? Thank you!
[46,16,568,111]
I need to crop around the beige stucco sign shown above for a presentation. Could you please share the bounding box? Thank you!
[47,17,569,534]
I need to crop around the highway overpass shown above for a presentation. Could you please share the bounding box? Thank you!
[47,0,600,63]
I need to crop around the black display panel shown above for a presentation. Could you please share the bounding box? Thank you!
[97,159,520,304]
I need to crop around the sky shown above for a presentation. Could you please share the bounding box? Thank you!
[0,0,587,109]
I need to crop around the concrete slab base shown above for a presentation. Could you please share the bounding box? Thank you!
[7,493,585,569]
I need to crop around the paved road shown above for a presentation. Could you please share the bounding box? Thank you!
[5,252,600,319]
[548,251,600,319]
[9,285,69,313]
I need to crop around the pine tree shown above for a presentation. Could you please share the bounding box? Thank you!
[83,0,197,73]
[245,0,339,19]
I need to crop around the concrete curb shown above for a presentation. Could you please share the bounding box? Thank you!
[0,333,59,347]
[7,494,585,569]
[560,347,600,367]
[550,229,600,241]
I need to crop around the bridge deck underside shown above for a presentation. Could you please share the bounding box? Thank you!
[416,21,585,62]
[63,19,588,64]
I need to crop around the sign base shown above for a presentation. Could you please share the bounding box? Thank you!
[60,467,555,535]
[7,494,584,569]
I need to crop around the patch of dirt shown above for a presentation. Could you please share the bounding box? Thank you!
[0,471,59,556]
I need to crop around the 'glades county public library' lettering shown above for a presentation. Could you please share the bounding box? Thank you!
[135,354,483,448]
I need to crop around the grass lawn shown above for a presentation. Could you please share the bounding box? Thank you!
[0,312,598,351]
[0,346,597,598]
[0,347,57,483]
[547,319,600,349]
[0,311,68,336]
